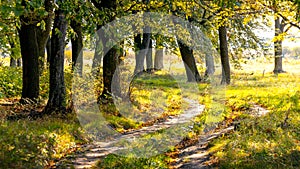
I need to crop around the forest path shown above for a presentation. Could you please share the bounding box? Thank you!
[54,98,205,169]
[171,104,270,169]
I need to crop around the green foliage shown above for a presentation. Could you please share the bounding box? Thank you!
[94,154,170,169]
[0,67,22,98]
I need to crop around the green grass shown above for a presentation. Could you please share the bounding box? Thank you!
[209,72,300,169]
[94,154,170,169]
[0,116,87,168]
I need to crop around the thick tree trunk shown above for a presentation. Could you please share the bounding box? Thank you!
[90,0,120,100]
[218,26,230,85]
[178,41,202,82]
[19,24,40,102]
[154,48,164,70]
[18,0,53,102]
[44,5,67,113]
[99,44,121,99]
[46,36,51,64]
[273,17,285,74]
[204,54,215,77]
[71,20,83,76]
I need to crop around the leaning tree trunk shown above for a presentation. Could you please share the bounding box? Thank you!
[154,48,164,70]
[178,41,202,82]
[71,20,83,76]
[218,25,230,85]
[44,4,67,114]
[273,17,285,74]
[36,0,54,73]
[204,54,215,77]
[19,23,40,102]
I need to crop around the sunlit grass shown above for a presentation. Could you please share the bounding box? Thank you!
[94,154,170,169]
[209,68,300,168]
[0,116,86,168]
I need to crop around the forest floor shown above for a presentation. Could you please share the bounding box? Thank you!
[0,58,299,169]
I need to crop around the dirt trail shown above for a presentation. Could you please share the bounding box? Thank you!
[171,104,270,169]
[54,99,205,169]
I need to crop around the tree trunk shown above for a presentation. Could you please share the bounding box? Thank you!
[36,0,54,73]
[46,36,51,64]
[134,34,145,74]
[18,0,53,102]
[71,20,83,76]
[178,41,202,82]
[99,44,121,99]
[146,34,153,72]
[37,34,47,73]
[218,25,230,85]
[154,48,164,70]
[273,17,285,74]
[17,58,22,67]
[10,58,17,67]
[204,54,215,77]
[92,30,102,75]
[19,23,40,102]
[9,39,17,67]
[44,5,67,114]
[90,0,119,101]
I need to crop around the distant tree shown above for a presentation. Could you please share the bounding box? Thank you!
[219,25,230,84]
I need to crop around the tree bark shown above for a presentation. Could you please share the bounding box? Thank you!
[70,20,83,76]
[273,17,285,74]
[146,34,153,72]
[19,23,40,102]
[10,58,17,67]
[90,0,120,100]
[218,25,230,85]
[18,0,53,102]
[44,4,67,113]
[8,38,17,67]
[36,0,54,73]
[92,30,102,75]
[17,58,22,67]
[154,48,164,70]
[204,54,215,77]
[134,34,145,74]
[99,45,121,99]
[178,41,202,82]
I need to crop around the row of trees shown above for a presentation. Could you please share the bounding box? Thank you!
[0,0,299,114]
